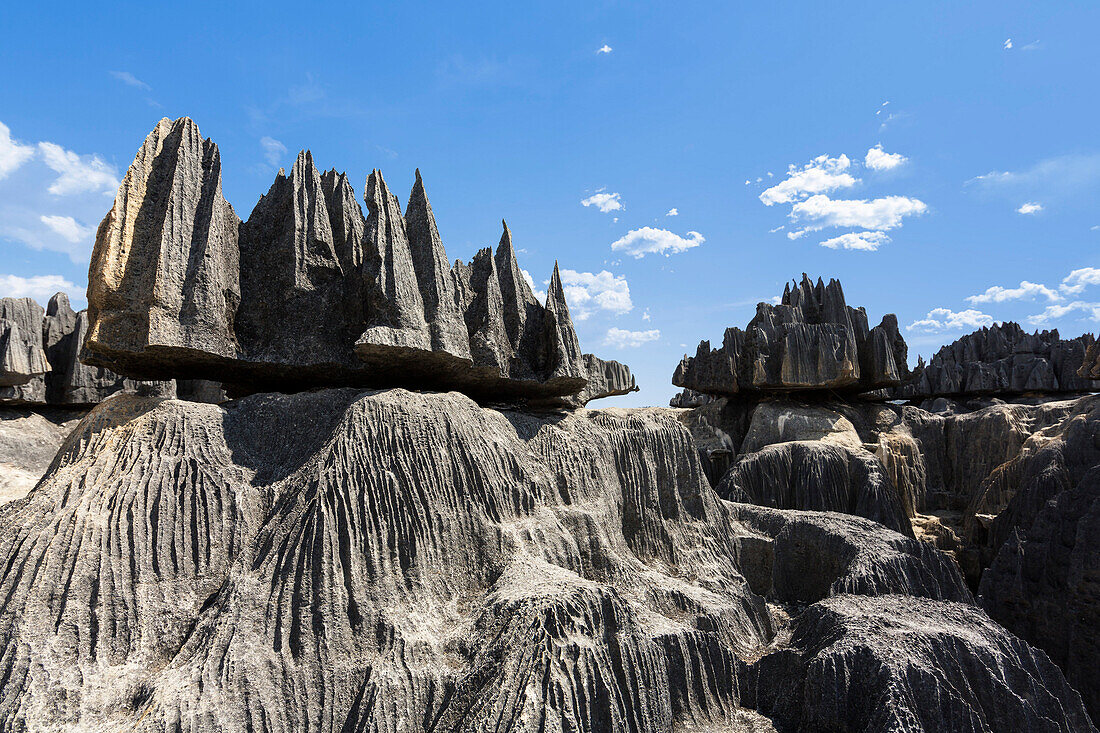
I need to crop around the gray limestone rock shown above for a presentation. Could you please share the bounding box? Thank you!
[673,274,908,397]
[717,440,914,536]
[894,322,1099,399]
[1081,340,1100,380]
[572,353,639,405]
[0,406,84,504]
[0,298,49,391]
[742,594,1096,733]
[977,394,1100,718]
[82,117,617,404]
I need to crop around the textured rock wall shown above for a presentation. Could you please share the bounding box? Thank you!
[673,274,908,396]
[895,322,1099,399]
[83,117,630,404]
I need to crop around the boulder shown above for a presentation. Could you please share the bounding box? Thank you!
[83,117,625,405]
[673,274,908,396]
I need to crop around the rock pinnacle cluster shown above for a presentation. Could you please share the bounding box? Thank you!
[84,117,633,405]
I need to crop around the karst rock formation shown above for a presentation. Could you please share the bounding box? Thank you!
[1079,339,1100,380]
[83,117,633,405]
[892,322,1099,399]
[672,273,909,396]
[0,118,1097,731]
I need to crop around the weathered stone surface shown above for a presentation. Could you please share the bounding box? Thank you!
[1082,340,1100,380]
[669,387,718,408]
[572,353,638,405]
[728,503,972,604]
[717,440,914,536]
[977,394,1100,718]
[739,400,863,454]
[83,117,621,404]
[673,274,908,396]
[742,594,1096,733]
[85,116,241,375]
[0,406,84,504]
[895,322,1099,399]
[0,298,49,394]
[0,389,776,731]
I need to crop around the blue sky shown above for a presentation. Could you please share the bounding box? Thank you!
[1,1,1098,406]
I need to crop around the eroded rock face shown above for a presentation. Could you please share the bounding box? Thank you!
[895,322,1099,399]
[717,440,914,536]
[0,298,49,404]
[1082,340,1100,380]
[742,594,1096,733]
[673,274,908,396]
[977,395,1100,719]
[0,407,84,504]
[82,117,627,404]
[573,353,639,405]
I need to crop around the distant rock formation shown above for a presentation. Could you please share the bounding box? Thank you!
[0,298,49,404]
[84,117,631,404]
[894,322,1098,399]
[1080,339,1100,380]
[673,274,908,397]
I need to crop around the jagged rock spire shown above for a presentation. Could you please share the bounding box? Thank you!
[494,219,539,350]
[464,248,510,375]
[403,169,471,360]
[85,116,240,372]
[320,168,366,272]
[542,262,585,382]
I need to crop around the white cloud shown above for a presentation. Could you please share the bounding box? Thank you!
[907,307,995,333]
[666,208,678,216]
[611,227,704,258]
[1061,267,1100,295]
[0,274,78,303]
[759,154,857,206]
[1004,38,1013,50]
[604,327,660,348]
[0,122,35,181]
[597,44,613,54]
[39,215,93,244]
[788,194,927,237]
[1027,301,1100,325]
[581,191,623,213]
[37,142,119,196]
[642,309,650,321]
[109,71,151,91]
[967,154,1100,195]
[1017,201,1043,214]
[819,231,891,251]
[260,136,287,166]
[965,280,1062,304]
[1021,40,1041,51]
[521,269,546,303]
[864,144,908,171]
[558,269,632,320]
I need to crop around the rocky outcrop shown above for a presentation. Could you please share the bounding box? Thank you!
[742,594,1096,733]
[977,395,1100,718]
[0,298,49,404]
[83,117,629,404]
[718,440,914,536]
[669,387,718,408]
[0,407,84,504]
[573,353,638,405]
[895,322,1099,399]
[0,387,1091,730]
[673,274,908,396]
[1082,340,1100,380]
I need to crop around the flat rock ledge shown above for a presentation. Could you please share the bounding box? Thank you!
[83,117,632,405]
[673,274,909,397]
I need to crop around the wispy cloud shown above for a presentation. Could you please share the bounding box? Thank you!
[558,269,632,320]
[611,227,704,258]
[39,215,93,244]
[819,231,891,251]
[907,307,995,333]
[787,194,927,238]
[597,44,613,54]
[260,136,287,166]
[967,154,1100,200]
[1017,201,1042,215]
[1027,301,1100,325]
[1004,38,1013,50]
[666,208,678,216]
[604,327,660,348]
[109,70,151,91]
[581,191,623,213]
[0,274,79,303]
[759,154,857,206]
[37,142,119,196]
[0,122,35,180]
[966,280,1062,304]
[864,144,907,171]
